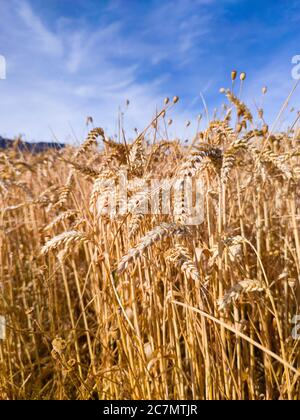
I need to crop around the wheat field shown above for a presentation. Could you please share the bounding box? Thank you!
[0,85,300,400]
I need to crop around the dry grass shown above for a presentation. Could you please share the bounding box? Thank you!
[0,90,300,400]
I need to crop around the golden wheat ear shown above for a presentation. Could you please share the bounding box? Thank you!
[218,280,266,311]
[75,127,105,158]
[165,244,200,282]
[116,223,189,275]
[41,230,91,256]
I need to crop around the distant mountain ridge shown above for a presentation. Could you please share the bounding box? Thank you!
[0,136,65,153]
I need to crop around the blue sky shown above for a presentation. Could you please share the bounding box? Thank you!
[0,0,300,143]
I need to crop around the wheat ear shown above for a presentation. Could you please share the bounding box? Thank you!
[75,127,105,157]
[218,279,266,311]
[165,244,200,282]
[117,223,189,274]
[41,230,91,255]
[44,210,78,231]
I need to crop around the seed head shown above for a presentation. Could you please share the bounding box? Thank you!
[262,124,269,135]
[144,342,153,361]
[240,72,246,81]
[236,123,242,133]
[86,116,93,126]
[231,70,237,81]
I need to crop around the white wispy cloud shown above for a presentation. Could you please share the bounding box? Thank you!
[16,1,63,57]
[0,0,214,142]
